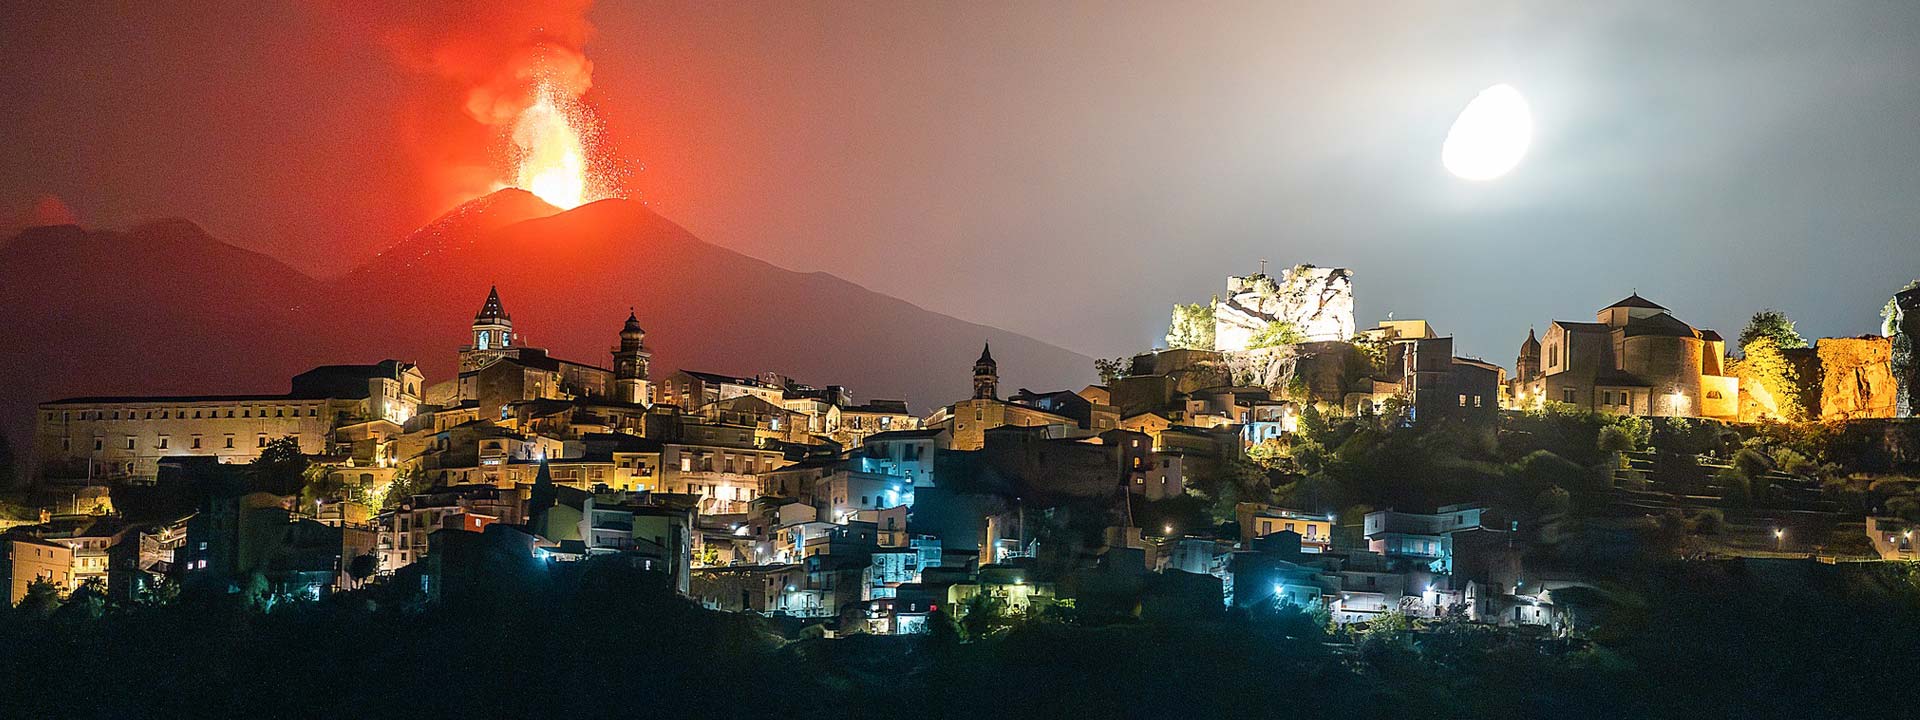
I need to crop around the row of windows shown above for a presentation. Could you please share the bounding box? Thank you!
[675,453,775,474]
[1455,394,1485,408]
[67,434,282,452]
[53,406,318,422]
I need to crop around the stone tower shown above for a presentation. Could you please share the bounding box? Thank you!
[1516,328,1542,383]
[460,286,515,372]
[973,342,998,400]
[613,309,652,405]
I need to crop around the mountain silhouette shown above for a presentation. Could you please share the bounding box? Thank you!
[0,192,1092,472]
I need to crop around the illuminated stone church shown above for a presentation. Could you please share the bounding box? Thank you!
[1509,294,1737,420]
[446,287,652,418]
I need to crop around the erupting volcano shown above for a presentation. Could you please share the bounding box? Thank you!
[506,78,613,209]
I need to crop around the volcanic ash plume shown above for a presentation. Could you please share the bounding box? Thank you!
[364,1,624,212]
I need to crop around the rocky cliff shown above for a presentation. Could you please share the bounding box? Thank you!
[1213,265,1354,350]
[1815,337,1898,420]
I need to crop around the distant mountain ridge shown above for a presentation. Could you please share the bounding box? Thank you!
[0,192,1093,468]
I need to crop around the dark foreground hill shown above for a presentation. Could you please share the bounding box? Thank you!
[0,555,1912,718]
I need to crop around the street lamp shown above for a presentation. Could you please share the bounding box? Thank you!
[1773,528,1784,551]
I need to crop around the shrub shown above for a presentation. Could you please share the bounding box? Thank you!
[1691,508,1725,535]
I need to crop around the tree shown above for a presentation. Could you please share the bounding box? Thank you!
[924,608,962,647]
[1165,301,1216,350]
[298,463,344,509]
[248,436,309,496]
[958,591,1012,640]
[347,553,379,588]
[135,577,180,608]
[1691,508,1726,535]
[379,468,420,510]
[1245,438,1289,471]
[1534,485,1571,517]
[1598,425,1636,454]
[1742,337,1808,422]
[54,577,107,621]
[15,577,62,618]
[1246,320,1305,349]
[1093,357,1130,384]
[1737,309,1807,353]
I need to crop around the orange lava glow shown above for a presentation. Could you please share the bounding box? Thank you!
[511,82,592,208]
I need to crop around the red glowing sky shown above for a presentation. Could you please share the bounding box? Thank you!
[4,1,1920,360]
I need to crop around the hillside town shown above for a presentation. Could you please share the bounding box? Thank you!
[7,265,1919,643]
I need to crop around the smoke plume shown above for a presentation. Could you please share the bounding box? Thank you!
[336,0,610,213]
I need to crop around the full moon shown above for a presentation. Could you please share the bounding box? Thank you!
[1442,84,1532,181]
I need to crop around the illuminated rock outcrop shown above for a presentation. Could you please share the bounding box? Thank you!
[1213,265,1354,350]
[1815,337,1898,420]
[1732,336,1898,422]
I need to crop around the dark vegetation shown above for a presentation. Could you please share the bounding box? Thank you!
[2,554,1916,718]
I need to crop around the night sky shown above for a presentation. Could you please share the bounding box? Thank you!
[4,1,1919,364]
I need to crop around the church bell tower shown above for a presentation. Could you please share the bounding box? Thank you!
[613,309,652,405]
[973,342,998,400]
[460,285,515,372]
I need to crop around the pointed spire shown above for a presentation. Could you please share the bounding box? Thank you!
[476,285,510,321]
[977,342,995,365]
[527,455,557,536]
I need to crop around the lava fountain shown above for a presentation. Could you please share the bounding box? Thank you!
[511,82,591,208]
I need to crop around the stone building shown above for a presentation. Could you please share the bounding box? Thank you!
[1510,294,1738,420]
[655,370,783,410]
[1,535,74,604]
[1349,321,1501,424]
[926,344,1080,451]
[445,289,631,420]
[35,360,424,481]
[612,310,653,405]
